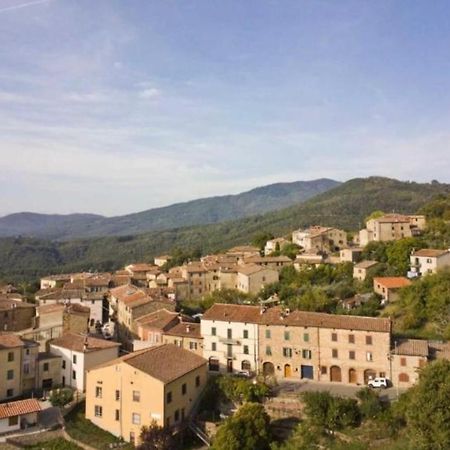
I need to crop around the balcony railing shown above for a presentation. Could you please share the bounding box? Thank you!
[218,337,241,345]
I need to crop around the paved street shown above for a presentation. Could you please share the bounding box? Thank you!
[274,379,407,401]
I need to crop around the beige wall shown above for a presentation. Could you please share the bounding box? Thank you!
[37,356,62,389]
[0,346,22,401]
[237,268,279,294]
[391,354,427,388]
[86,360,207,445]
[163,335,203,356]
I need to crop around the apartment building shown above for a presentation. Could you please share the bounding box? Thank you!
[201,304,260,374]
[359,214,426,247]
[163,322,203,356]
[409,248,450,277]
[85,344,207,446]
[0,334,24,401]
[50,333,120,391]
[292,226,347,254]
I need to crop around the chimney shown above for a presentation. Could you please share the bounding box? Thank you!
[83,336,88,352]
[186,324,190,333]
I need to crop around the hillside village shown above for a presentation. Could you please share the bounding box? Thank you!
[1,207,450,449]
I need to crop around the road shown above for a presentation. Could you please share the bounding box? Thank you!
[274,379,407,401]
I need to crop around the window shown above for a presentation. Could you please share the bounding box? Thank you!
[227,344,232,358]
[284,330,290,341]
[43,363,49,372]
[132,413,141,425]
[189,342,197,350]
[115,410,120,421]
[265,329,271,339]
[8,416,18,427]
[366,352,373,362]
[227,328,232,339]
[400,357,407,366]
[349,351,355,360]
[182,383,187,395]
[266,346,272,356]
[6,388,13,397]
[94,405,102,417]
[72,370,76,380]
[332,349,338,358]
[23,362,30,375]
[73,355,77,364]
[303,333,309,342]
[366,336,373,345]
[62,360,66,369]
[115,390,120,401]
[211,342,217,351]
[282,347,292,358]
[211,327,216,336]
[167,391,172,404]
[331,332,338,342]
[174,409,180,422]
[302,349,312,359]
[243,345,249,355]
[195,375,200,387]
[348,334,355,344]
[321,366,327,375]
[95,386,102,398]
[166,418,171,427]
[7,369,14,380]
[7,352,14,362]
[209,358,219,371]
[132,390,140,402]
[243,329,249,339]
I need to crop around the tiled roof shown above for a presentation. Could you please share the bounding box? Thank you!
[394,339,429,357]
[412,249,449,258]
[237,264,266,276]
[135,309,181,331]
[245,256,292,264]
[227,245,260,254]
[0,399,41,419]
[374,277,412,289]
[124,344,206,383]
[354,260,380,269]
[50,333,120,353]
[374,214,410,223]
[0,298,35,311]
[0,333,24,349]
[164,322,202,339]
[38,304,65,314]
[202,304,392,332]
[127,263,158,273]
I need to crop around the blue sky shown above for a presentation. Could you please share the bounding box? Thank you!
[1,0,450,216]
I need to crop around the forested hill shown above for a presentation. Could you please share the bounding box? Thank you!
[1,177,449,282]
[0,178,339,240]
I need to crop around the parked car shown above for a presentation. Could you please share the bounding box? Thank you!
[368,377,389,388]
[236,370,252,378]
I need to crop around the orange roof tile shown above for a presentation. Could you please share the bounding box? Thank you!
[374,277,412,289]
[0,399,41,419]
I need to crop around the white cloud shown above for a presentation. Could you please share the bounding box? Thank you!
[138,88,161,99]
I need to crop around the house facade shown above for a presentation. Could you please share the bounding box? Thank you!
[409,248,450,277]
[373,277,412,303]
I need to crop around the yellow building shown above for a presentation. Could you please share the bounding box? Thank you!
[0,334,24,401]
[85,344,207,446]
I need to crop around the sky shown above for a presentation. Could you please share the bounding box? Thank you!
[1,0,450,217]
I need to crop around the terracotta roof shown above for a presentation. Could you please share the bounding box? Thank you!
[237,264,267,276]
[124,344,206,383]
[135,309,181,331]
[109,285,145,303]
[164,322,202,339]
[202,304,392,332]
[0,333,24,349]
[38,304,65,314]
[126,263,158,273]
[0,298,35,311]
[374,214,410,223]
[202,303,262,323]
[245,256,292,264]
[374,277,412,289]
[394,339,429,357]
[0,399,41,419]
[184,263,208,273]
[428,341,450,360]
[66,303,90,315]
[50,333,120,353]
[355,260,380,269]
[412,249,449,258]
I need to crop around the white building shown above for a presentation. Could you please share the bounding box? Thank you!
[0,399,41,434]
[49,333,120,391]
[201,304,260,374]
[409,249,450,277]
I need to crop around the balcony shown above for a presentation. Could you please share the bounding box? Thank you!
[219,337,241,345]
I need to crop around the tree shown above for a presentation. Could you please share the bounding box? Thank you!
[252,232,274,251]
[386,237,425,275]
[356,388,384,419]
[404,360,450,449]
[365,210,385,224]
[213,403,271,450]
[138,421,177,450]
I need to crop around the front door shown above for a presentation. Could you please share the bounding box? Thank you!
[284,364,292,378]
[227,359,233,373]
[301,365,314,379]
[349,368,357,384]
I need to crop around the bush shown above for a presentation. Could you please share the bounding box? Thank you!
[49,388,74,407]
[356,388,384,419]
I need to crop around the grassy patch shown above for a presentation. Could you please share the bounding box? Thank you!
[64,401,132,450]
[24,437,82,450]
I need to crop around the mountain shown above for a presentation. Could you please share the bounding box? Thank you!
[0,178,340,240]
[1,177,449,283]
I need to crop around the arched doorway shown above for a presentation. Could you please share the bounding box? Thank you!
[399,373,409,383]
[263,362,275,376]
[241,360,251,371]
[348,368,357,384]
[330,365,342,382]
[364,369,377,384]
[284,364,292,378]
